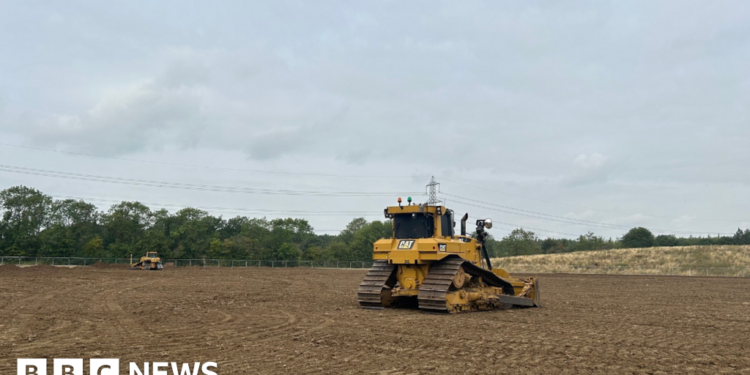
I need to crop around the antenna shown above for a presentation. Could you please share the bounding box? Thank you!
[426,176,441,205]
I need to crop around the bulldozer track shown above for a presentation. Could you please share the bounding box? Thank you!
[418,256,522,312]
[417,257,464,312]
[357,260,396,309]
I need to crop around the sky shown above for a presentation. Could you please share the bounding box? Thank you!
[1,1,749,238]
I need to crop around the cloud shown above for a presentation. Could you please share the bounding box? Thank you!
[243,106,352,161]
[563,210,595,220]
[563,153,611,186]
[672,215,696,224]
[2,1,750,237]
[613,213,649,226]
[17,76,207,156]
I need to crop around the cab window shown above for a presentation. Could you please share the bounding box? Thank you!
[440,211,454,237]
[394,214,434,239]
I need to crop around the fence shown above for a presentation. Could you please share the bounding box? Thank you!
[170,259,373,269]
[0,256,132,267]
[0,256,374,270]
[1,256,747,276]
[495,263,750,277]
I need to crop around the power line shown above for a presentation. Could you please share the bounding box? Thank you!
[444,192,729,235]
[447,196,733,236]
[438,177,747,223]
[0,142,412,179]
[49,195,361,234]
[442,192,629,230]
[0,164,423,197]
[3,142,740,223]
[51,195,383,217]
[447,203,581,237]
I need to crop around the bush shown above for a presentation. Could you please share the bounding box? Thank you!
[497,228,541,256]
[654,234,679,247]
[622,227,654,248]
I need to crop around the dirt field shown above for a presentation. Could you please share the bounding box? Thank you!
[1,265,749,374]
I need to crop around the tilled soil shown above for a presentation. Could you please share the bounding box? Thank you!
[0,266,749,374]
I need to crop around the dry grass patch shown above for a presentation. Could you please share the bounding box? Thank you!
[492,245,750,276]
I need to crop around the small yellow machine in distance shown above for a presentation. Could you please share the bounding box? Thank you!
[358,198,540,313]
[130,251,164,271]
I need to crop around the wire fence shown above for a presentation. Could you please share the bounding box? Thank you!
[170,259,373,269]
[1,256,748,277]
[0,256,131,267]
[496,263,750,277]
[0,256,374,269]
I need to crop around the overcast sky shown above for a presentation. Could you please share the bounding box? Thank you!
[1,1,749,238]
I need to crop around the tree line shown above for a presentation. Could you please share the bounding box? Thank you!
[0,186,390,261]
[2,185,748,260]
[485,226,750,257]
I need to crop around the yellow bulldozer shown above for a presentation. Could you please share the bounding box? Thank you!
[358,197,540,313]
[130,251,164,271]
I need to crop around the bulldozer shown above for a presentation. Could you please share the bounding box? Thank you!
[130,251,164,271]
[358,197,540,313]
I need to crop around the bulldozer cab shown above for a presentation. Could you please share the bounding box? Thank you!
[377,202,491,269]
[388,205,455,239]
[146,252,158,259]
[392,210,455,238]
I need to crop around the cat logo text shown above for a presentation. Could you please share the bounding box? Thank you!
[397,240,415,249]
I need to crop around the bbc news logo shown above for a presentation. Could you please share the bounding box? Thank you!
[16,359,218,375]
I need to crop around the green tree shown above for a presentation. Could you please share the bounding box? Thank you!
[481,233,499,257]
[100,201,153,257]
[268,218,315,256]
[238,218,272,259]
[83,235,105,257]
[327,241,352,260]
[142,209,174,258]
[208,238,232,259]
[169,208,222,258]
[732,228,750,245]
[221,216,248,239]
[301,245,323,260]
[574,232,609,252]
[496,228,541,256]
[0,186,53,256]
[621,227,654,248]
[48,199,100,256]
[273,242,300,260]
[222,236,258,259]
[541,238,565,254]
[38,225,74,257]
[338,218,368,245]
[350,220,391,260]
[654,234,679,247]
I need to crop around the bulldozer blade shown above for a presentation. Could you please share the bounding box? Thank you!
[495,295,535,307]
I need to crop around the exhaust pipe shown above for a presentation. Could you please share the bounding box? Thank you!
[460,213,468,236]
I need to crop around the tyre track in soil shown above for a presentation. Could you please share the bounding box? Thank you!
[220,310,336,372]
[2,272,125,359]
[144,272,309,361]
[194,272,337,373]
[91,269,327,366]
[189,270,337,373]
[8,277,128,359]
